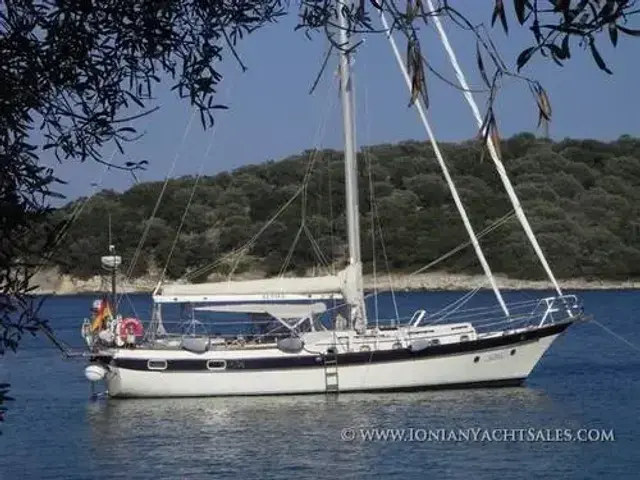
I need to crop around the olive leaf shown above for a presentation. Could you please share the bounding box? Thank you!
[609,23,618,47]
[492,0,509,34]
[516,46,536,71]
[407,39,427,108]
[478,108,502,162]
[618,25,640,37]
[589,39,613,74]
[476,41,491,88]
[532,83,552,130]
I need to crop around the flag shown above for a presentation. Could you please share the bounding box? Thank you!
[91,298,113,332]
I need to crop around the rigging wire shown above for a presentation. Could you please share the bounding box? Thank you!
[185,63,338,283]
[304,224,331,269]
[113,107,198,311]
[381,10,510,318]
[366,152,379,328]
[278,225,305,276]
[183,188,303,282]
[122,108,198,290]
[341,21,401,322]
[271,71,338,278]
[156,77,238,289]
[426,285,485,324]
[590,319,640,355]
[35,170,105,274]
[327,132,336,275]
[408,209,516,277]
[371,199,400,322]
[34,130,128,277]
[424,0,563,297]
[359,47,379,328]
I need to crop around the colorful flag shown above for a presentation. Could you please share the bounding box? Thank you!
[91,298,113,332]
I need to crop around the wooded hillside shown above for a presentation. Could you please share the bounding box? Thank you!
[44,133,640,282]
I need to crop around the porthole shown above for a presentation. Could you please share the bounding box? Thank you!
[430,339,440,346]
[460,335,469,342]
[473,356,480,363]
[510,349,516,356]
[147,359,167,370]
[207,360,227,371]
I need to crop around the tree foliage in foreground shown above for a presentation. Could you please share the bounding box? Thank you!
[46,133,640,283]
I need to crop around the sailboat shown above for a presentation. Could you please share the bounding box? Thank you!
[80,3,585,397]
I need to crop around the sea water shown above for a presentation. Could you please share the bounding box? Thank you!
[0,290,638,479]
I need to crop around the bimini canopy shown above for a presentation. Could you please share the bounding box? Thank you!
[194,302,327,319]
[153,270,349,304]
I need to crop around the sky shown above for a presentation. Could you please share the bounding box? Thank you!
[40,5,640,204]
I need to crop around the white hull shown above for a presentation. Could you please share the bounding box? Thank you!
[99,327,565,398]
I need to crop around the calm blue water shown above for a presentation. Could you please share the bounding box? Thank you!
[1,290,639,479]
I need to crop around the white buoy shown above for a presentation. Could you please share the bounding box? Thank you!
[84,364,107,382]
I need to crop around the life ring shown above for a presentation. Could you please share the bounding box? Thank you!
[118,317,144,340]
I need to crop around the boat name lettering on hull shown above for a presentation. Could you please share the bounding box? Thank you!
[262,294,285,300]
[227,360,245,369]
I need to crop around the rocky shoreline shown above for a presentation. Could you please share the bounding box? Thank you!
[29,268,640,295]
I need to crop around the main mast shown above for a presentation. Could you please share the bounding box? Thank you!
[337,0,366,333]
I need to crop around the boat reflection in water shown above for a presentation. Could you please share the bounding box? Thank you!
[84,387,567,478]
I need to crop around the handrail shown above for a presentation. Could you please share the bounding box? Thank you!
[84,295,584,350]
[410,310,427,327]
[533,295,581,327]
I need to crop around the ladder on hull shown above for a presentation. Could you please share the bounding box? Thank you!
[324,348,340,394]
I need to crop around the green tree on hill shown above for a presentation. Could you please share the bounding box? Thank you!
[43,134,640,283]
